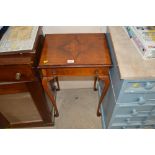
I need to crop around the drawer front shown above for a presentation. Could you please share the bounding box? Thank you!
[123,81,155,94]
[111,110,155,127]
[111,116,147,127]
[117,93,155,105]
[42,67,109,77]
[0,66,35,82]
[110,125,155,129]
[114,104,155,117]
[145,115,155,123]
[148,110,155,117]
[110,125,140,129]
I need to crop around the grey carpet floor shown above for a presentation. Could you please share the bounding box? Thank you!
[0,88,102,129]
[52,88,102,129]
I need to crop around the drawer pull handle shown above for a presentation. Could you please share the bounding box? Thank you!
[125,118,131,124]
[52,70,56,75]
[144,82,154,90]
[15,72,21,80]
[122,126,126,129]
[95,70,99,76]
[149,110,155,116]
[131,109,138,116]
[137,96,146,105]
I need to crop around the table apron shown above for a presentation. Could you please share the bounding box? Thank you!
[41,67,109,77]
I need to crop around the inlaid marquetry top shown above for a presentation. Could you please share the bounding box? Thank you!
[108,26,155,80]
[39,34,111,67]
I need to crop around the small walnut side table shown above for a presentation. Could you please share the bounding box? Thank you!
[39,34,111,117]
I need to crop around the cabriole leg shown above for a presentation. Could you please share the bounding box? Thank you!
[97,76,110,117]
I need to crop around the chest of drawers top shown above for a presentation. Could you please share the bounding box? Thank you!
[108,26,155,80]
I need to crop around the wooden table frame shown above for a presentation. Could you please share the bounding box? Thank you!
[39,34,111,118]
[42,72,110,117]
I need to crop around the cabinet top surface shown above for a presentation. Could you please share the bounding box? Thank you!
[39,34,111,67]
[0,26,39,54]
[109,26,155,80]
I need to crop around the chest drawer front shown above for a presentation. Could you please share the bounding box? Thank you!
[122,81,155,94]
[111,125,155,129]
[112,116,147,125]
[42,67,109,77]
[114,104,155,117]
[117,93,155,105]
[0,66,35,82]
[110,125,140,129]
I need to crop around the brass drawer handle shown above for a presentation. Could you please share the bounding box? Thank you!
[15,72,21,80]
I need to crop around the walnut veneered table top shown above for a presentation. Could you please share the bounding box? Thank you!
[39,33,111,67]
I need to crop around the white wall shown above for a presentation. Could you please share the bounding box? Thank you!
[43,26,107,34]
[42,26,107,89]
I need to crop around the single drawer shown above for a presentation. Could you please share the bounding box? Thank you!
[114,104,155,117]
[145,115,155,124]
[111,116,147,126]
[110,125,155,129]
[141,125,155,129]
[0,65,35,82]
[110,125,141,129]
[117,93,155,105]
[123,81,155,94]
[148,110,155,117]
[42,67,109,77]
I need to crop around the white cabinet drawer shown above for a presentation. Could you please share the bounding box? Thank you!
[112,116,147,125]
[111,113,155,127]
[111,125,155,129]
[123,81,155,94]
[114,104,155,117]
[117,93,155,105]
[110,125,141,129]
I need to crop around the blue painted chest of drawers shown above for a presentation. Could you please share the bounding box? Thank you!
[98,33,155,129]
